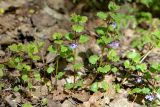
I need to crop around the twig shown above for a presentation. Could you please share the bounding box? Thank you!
[140,48,153,63]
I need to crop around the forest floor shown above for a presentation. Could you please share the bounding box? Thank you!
[0,0,159,107]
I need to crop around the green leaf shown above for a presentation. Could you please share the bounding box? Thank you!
[150,63,160,72]
[13,86,20,92]
[22,64,31,72]
[73,63,84,70]
[127,51,141,63]
[131,88,142,94]
[65,33,74,41]
[72,25,84,33]
[22,103,33,107]
[96,12,108,20]
[111,67,118,73]
[139,0,152,7]
[157,88,160,94]
[114,84,121,93]
[79,35,89,43]
[34,72,41,81]
[97,65,111,73]
[154,75,160,81]
[52,32,62,40]
[80,16,88,23]
[31,55,40,61]
[60,45,68,53]
[48,45,57,53]
[136,63,147,72]
[41,98,48,106]
[54,40,64,45]
[27,82,33,89]
[108,49,119,62]
[0,83,4,90]
[101,81,109,91]
[0,69,3,77]
[74,79,83,89]
[47,66,55,74]
[65,83,74,90]
[71,13,81,23]
[95,27,106,36]
[141,87,150,94]
[66,56,74,62]
[90,82,98,92]
[124,60,130,68]
[9,43,24,52]
[70,14,88,24]
[89,55,99,65]
[108,1,120,11]
[56,72,65,79]
[22,74,29,81]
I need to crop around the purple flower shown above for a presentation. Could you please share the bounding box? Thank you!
[70,43,77,49]
[111,22,117,29]
[145,94,155,101]
[135,77,142,83]
[108,41,119,48]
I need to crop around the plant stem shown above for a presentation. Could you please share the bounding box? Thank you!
[54,46,59,89]
[55,57,59,88]
[140,48,153,63]
[89,46,105,85]
[99,46,105,67]
[73,32,77,84]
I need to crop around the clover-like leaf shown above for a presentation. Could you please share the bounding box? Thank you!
[22,74,29,81]
[47,66,55,74]
[72,25,84,33]
[127,51,141,63]
[97,65,111,73]
[108,1,120,11]
[60,45,68,52]
[141,87,150,94]
[56,72,65,79]
[111,67,118,73]
[89,55,99,65]
[34,72,41,81]
[136,63,147,72]
[124,60,130,68]
[52,32,62,40]
[97,12,108,20]
[79,35,89,43]
[90,82,98,92]
[70,14,88,24]
[48,45,57,53]
[73,63,84,70]
[101,81,109,91]
[22,103,33,107]
[108,49,119,62]
[65,83,74,90]
[131,88,142,94]
[80,16,88,23]
[65,33,74,41]
[74,79,83,89]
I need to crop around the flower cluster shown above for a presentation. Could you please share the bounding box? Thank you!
[70,43,78,49]
[135,77,142,83]
[108,41,119,48]
[145,94,155,101]
[111,22,117,29]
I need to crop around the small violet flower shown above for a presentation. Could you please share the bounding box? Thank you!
[108,41,119,48]
[111,22,117,29]
[145,94,155,101]
[70,43,78,49]
[135,77,142,83]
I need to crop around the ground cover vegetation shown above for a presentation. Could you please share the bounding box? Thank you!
[1,0,160,106]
